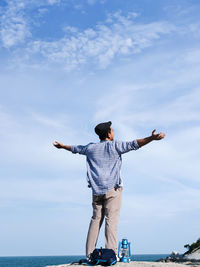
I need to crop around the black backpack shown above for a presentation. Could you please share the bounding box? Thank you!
[88,248,117,266]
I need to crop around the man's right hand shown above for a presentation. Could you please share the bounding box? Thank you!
[151,129,165,140]
[53,141,64,149]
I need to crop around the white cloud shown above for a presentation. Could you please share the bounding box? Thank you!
[63,16,174,69]
[37,7,49,16]
[63,25,78,33]
[94,86,135,122]
[2,10,175,70]
[48,0,61,5]
[1,1,200,72]
[123,187,200,219]
[0,0,63,48]
[92,44,200,129]
[87,0,107,5]
[0,108,88,171]
[0,0,31,48]
[0,177,89,204]
[122,86,200,128]
[87,0,96,5]
[124,127,200,185]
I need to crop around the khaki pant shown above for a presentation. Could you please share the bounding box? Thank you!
[86,187,122,257]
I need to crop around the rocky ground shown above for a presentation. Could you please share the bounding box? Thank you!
[45,247,200,267]
[45,262,200,267]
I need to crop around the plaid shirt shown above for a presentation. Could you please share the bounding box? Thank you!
[71,140,139,195]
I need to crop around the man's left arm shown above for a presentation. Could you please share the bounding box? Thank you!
[136,129,165,148]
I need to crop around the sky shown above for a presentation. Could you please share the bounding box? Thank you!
[0,0,200,257]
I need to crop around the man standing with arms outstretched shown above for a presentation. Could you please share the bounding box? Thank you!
[53,121,165,258]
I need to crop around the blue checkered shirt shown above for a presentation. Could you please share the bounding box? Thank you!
[71,140,139,195]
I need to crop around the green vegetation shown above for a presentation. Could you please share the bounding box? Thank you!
[184,238,200,254]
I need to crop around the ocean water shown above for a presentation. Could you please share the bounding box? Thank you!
[0,254,169,267]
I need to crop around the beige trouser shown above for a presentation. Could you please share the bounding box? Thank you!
[86,187,122,257]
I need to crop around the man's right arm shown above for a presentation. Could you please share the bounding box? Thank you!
[53,141,71,151]
[53,141,88,155]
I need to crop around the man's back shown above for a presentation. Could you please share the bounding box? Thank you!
[71,140,139,195]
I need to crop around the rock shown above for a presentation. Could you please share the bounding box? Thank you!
[184,248,200,260]
[171,251,179,256]
[156,258,165,262]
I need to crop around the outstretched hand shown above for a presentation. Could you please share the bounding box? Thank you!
[152,129,165,140]
[53,141,64,149]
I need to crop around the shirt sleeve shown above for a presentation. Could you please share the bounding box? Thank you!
[115,140,139,155]
[70,145,88,155]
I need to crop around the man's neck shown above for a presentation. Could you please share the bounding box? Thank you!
[104,138,114,141]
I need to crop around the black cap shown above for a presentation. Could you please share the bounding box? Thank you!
[94,121,112,138]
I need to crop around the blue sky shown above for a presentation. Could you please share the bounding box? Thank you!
[0,0,200,257]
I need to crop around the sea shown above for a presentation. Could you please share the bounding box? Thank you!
[0,254,169,267]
